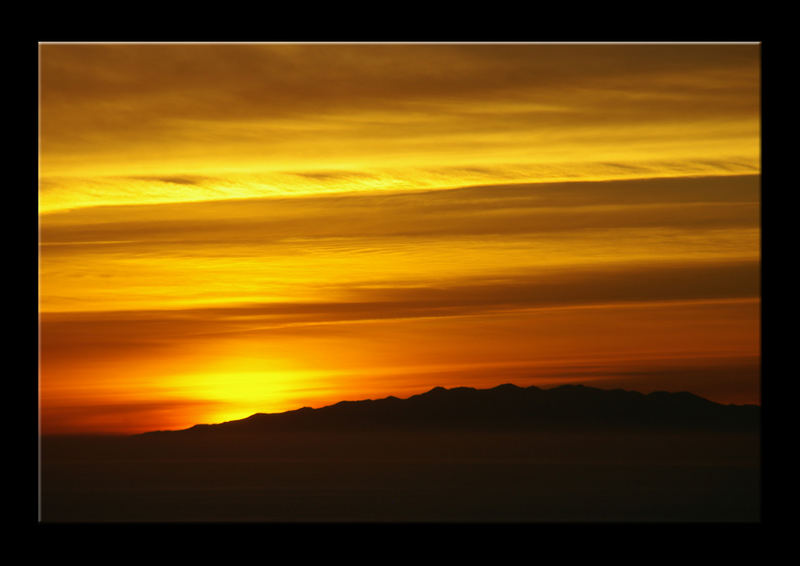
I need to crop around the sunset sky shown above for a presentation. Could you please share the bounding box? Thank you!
[39,43,761,435]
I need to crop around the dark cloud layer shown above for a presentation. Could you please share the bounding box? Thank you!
[41,258,759,358]
[40,43,759,154]
[41,43,758,117]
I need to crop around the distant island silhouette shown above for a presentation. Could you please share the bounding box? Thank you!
[43,382,761,522]
[141,383,760,436]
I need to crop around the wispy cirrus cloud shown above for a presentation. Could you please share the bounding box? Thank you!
[40,43,759,211]
[39,175,760,316]
[41,174,759,246]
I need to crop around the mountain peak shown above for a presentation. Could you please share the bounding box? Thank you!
[492,383,522,391]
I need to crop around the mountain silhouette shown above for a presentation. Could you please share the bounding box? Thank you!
[142,383,759,436]
[45,383,761,522]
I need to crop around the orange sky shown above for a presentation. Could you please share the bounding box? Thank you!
[39,43,761,435]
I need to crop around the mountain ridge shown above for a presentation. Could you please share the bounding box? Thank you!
[139,383,759,436]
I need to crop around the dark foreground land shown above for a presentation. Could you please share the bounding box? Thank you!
[41,430,759,522]
[40,385,760,522]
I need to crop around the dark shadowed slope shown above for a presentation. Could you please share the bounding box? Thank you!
[142,383,760,436]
